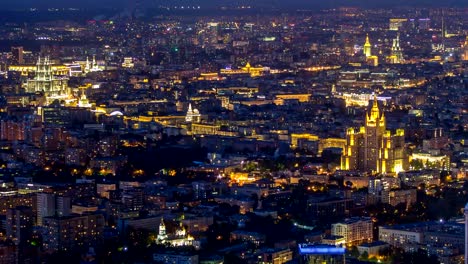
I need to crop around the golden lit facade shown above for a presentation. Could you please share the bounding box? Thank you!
[220,62,267,77]
[8,65,69,76]
[389,33,403,64]
[156,219,194,247]
[185,103,201,123]
[363,34,372,57]
[463,36,468,61]
[341,98,407,174]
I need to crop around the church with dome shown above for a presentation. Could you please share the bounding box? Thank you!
[185,103,201,123]
[156,218,195,247]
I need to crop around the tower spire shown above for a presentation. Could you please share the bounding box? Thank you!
[364,33,372,57]
[369,95,381,121]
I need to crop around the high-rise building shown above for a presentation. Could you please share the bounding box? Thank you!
[56,195,71,217]
[26,57,69,105]
[11,46,24,64]
[121,188,144,211]
[37,192,55,226]
[363,34,372,57]
[465,203,468,264]
[42,213,105,251]
[389,33,403,64]
[6,206,34,245]
[37,192,71,226]
[389,18,407,31]
[341,97,407,174]
[463,36,468,61]
[418,18,430,30]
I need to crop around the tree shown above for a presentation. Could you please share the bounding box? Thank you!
[359,251,369,261]
[348,246,360,258]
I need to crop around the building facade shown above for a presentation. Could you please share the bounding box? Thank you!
[331,217,373,245]
[26,57,69,104]
[341,98,407,174]
[42,213,105,251]
[465,203,468,264]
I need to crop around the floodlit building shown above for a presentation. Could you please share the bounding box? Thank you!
[341,97,408,174]
[26,57,70,105]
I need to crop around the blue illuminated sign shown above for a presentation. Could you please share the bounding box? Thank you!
[298,244,345,255]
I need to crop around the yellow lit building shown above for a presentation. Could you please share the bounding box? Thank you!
[388,33,403,64]
[366,55,379,66]
[229,172,255,184]
[275,94,311,103]
[156,219,194,247]
[463,36,468,61]
[341,97,407,174]
[9,64,70,76]
[410,152,450,171]
[331,217,373,246]
[389,18,408,31]
[363,34,372,57]
[318,138,346,154]
[25,57,70,105]
[220,62,268,77]
[291,133,319,149]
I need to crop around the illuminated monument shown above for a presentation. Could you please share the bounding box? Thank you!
[341,97,407,174]
[156,218,194,247]
[363,34,372,57]
[389,33,403,64]
[26,57,69,104]
[363,34,378,66]
[84,55,102,73]
[185,103,201,123]
[465,203,468,264]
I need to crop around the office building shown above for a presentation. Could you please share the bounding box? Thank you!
[331,217,373,245]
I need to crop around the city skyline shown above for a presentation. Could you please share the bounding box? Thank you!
[0,0,468,9]
[0,2,465,264]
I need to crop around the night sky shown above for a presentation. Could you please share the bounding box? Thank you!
[0,0,467,9]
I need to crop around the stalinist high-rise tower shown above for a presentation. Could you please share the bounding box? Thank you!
[341,97,407,174]
[463,36,468,61]
[390,33,403,64]
[465,203,468,264]
[363,34,372,57]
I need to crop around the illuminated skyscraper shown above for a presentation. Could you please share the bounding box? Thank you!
[390,33,403,64]
[463,36,468,61]
[26,57,69,104]
[465,203,468,264]
[363,34,372,57]
[341,97,407,174]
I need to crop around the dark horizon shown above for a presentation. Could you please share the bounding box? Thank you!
[1,0,468,10]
